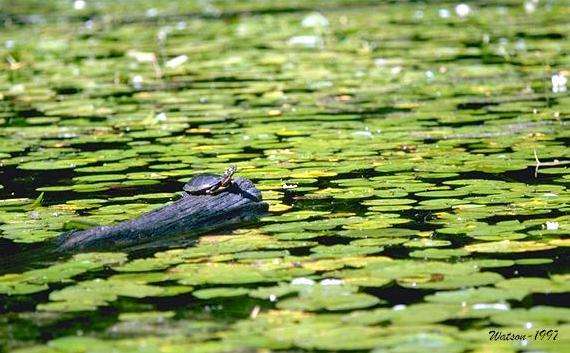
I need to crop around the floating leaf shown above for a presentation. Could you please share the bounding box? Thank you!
[193,287,250,299]
[464,240,556,253]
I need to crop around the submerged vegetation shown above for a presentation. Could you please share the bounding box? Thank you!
[0,0,568,352]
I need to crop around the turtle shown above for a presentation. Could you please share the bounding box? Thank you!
[183,165,237,195]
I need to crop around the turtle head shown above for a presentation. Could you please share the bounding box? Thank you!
[225,164,237,178]
[220,164,237,187]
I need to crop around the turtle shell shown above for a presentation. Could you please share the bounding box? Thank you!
[183,174,221,194]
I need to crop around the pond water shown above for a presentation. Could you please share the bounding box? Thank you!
[0,1,569,352]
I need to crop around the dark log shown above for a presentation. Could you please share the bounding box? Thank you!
[55,177,268,252]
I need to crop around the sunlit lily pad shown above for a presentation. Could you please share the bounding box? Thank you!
[193,287,249,299]
[496,277,570,294]
[425,287,528,304]
[261,281,382,312]
[464,240,556,253]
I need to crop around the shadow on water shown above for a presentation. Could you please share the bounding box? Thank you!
[0,240,61,275]
[0,218,268,276]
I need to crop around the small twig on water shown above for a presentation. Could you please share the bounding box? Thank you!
[534,149,540,178]
[533,148,570,177]
[151,56,163,79]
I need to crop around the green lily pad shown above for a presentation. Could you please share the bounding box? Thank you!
[275,282,381,311]
[464,240,556,253]
[425,287,528,304]
[193,287,250,299]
